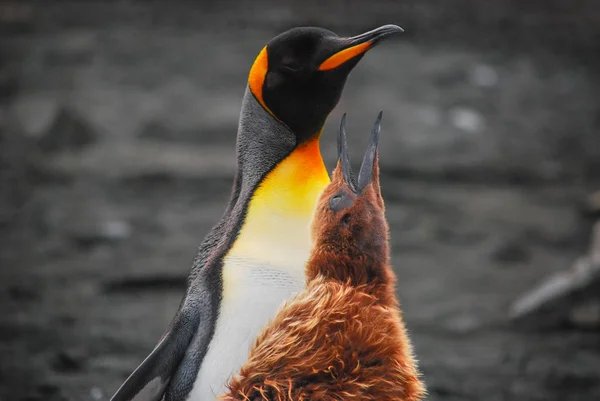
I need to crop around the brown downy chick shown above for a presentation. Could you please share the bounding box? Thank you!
[220,113,426,401]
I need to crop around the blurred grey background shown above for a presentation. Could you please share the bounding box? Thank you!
[1,1,599,400]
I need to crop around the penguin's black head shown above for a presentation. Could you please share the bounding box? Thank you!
[248,25,403,143]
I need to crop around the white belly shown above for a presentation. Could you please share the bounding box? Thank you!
[187,255,305,400]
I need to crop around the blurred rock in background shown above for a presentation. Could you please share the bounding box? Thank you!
[1,1,599,400]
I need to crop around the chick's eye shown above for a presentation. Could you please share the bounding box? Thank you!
[329,194,342,209]
[341,213,351,227]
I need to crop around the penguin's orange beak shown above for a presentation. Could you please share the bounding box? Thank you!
[318,24,403,71]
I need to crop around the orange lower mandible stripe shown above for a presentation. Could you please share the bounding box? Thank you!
[318,42,372,71]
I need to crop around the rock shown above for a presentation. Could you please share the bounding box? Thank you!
[491,239,531,264]
[0,3,34,35]
[508,257,600,327]
[51,350,85,373]
[37,107,97,154]
[509,222,600,327]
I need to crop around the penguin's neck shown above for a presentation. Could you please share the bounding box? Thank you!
[188,88,330,400]
[229,138,329,265]
[226,88,330,270]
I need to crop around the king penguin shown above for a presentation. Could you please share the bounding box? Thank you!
[110,24,403,401]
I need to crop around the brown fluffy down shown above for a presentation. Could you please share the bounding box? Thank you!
[220,276,425,401]
[220,136,425,401]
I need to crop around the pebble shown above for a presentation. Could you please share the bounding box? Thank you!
[469,64,499,87]
[99,220,132,242]
[90,387,104,400]
[449,106,485,133]
[70,220,132,247]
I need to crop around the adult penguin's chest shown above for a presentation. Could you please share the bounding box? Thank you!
[187,252,307,401]
[187,201,318,400]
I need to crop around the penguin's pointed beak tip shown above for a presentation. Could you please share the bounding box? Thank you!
[318,24,404,71]
[347,24,404,47]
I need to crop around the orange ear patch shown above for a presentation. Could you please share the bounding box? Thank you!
[248,46,272,114]
[318,42,372,71]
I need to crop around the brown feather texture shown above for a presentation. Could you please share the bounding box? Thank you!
[220,115,426,401]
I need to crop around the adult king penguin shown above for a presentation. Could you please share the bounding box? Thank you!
[110,24,403,401]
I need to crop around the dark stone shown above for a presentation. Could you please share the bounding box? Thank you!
[37,108,97,154]
[581,190,600,219]
[51,350,85,373]
[0,3,35,36]
[55,314,77,327]
[436,225,488,246]
[103,274,187,294]
[43,49,94,67]
[0,70,20,102]
[491,239,531,264]
[36,383,60,396]
[137,121,170,141]
[18,396,41,401]
[7,284,39,301]
[509,253,600,328]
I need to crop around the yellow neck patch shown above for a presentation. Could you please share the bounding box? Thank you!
[227,136,330,267]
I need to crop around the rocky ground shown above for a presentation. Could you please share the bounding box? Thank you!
[1,1,599,401]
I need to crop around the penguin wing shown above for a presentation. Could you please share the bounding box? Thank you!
[110,190,235,401]
[110,308,200,401]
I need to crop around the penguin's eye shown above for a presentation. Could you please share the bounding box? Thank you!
[281,63,302,73]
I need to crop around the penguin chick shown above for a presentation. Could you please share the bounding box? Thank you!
[220,112,426,401]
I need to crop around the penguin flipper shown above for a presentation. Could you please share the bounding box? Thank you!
[110,309,199,401]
